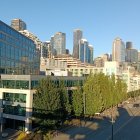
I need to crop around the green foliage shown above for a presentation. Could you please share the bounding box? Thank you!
[33,77,71,129]
[58,80,71,115]
[83,73,127,116]
[33,77,61,112]
[72,86,83,117]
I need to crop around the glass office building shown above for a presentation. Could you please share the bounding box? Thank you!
[73,29,83,59]
[0,20,40,75]
[79,39,92,64]
[53,32,66,55]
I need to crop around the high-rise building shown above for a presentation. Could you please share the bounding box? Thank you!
[79,39,93,64]
[126,42,138,63]
[138,51,140,62]
[88,45,94,64]
[66,49,69,54]
[11,18,26,31]
[0,20,40,74]
[73,29,83,59]
[52,32,66,55]
[126,42,133,49]
[112,37,126,62]
[79,39,88,63]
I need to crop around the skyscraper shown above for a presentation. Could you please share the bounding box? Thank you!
[112,37,126,62]
[126,42,138,62]
[73,29,83,59]
[88,45,94,64]
[79,39,93,64]
[79,39,88,63]
[126,41,133,49]
[11,18,26,31]
[53,32,66,55]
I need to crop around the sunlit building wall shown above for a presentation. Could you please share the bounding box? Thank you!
[112,37,126,62]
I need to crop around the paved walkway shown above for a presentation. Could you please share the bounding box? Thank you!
[1,128,21,140]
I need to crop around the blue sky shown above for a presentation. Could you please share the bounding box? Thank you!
[1,0,140,57]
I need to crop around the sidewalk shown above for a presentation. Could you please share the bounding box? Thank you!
[2,128,21,140]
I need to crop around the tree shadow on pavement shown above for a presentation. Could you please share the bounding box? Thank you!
[53,105,140,140]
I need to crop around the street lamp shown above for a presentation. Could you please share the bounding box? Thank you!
[111,106,115,140]
[0,107,4,139]
[83,92,86,117]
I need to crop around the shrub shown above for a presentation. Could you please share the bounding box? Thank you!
[16,132,27,140]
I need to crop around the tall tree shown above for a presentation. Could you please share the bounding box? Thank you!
[57,80,71,117]
[83,73,103,116]
[33,77,61,128]
[72,86,83,117]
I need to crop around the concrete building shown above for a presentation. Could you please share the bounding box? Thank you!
[73,29,83,59]
[54,54,83,67]
[0,20,40,75]
[122,66,138,92]
[112,37,126,62]
[67,65,103,77]
[94,54,109,67]
[40,58,70,76]
[103,61,122,76]
[11,19,26,31]
[0,75,85,132]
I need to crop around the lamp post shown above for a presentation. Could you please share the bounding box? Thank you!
[83,93,86,117]
[111,115,114,140]
[111,106,115,140]
[0,107,3,139]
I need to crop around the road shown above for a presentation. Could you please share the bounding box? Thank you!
[52,98,140,140]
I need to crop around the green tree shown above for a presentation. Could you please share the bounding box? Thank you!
[33,77,61,128]
[57,80,71,117]
[72,86,83,117]
[83,73,127,116]
[83,73,103,116]
[115,77,127,103]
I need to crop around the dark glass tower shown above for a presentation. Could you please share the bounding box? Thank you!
[0,20,40,74]
[73,29,82,59]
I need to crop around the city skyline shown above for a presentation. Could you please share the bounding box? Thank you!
[1,0,140,57]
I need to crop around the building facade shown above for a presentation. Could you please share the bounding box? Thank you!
[73,29,83,59]
[67,66,103,77]
[0,75,85,132]
[19,30,42,51]
[126,41,138,62]
[88,45,94,64]
[52,32,66,55]
[112,37,126,62]
[0,20,40,75]
[79,39,93,64]
[11,19,26,31]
